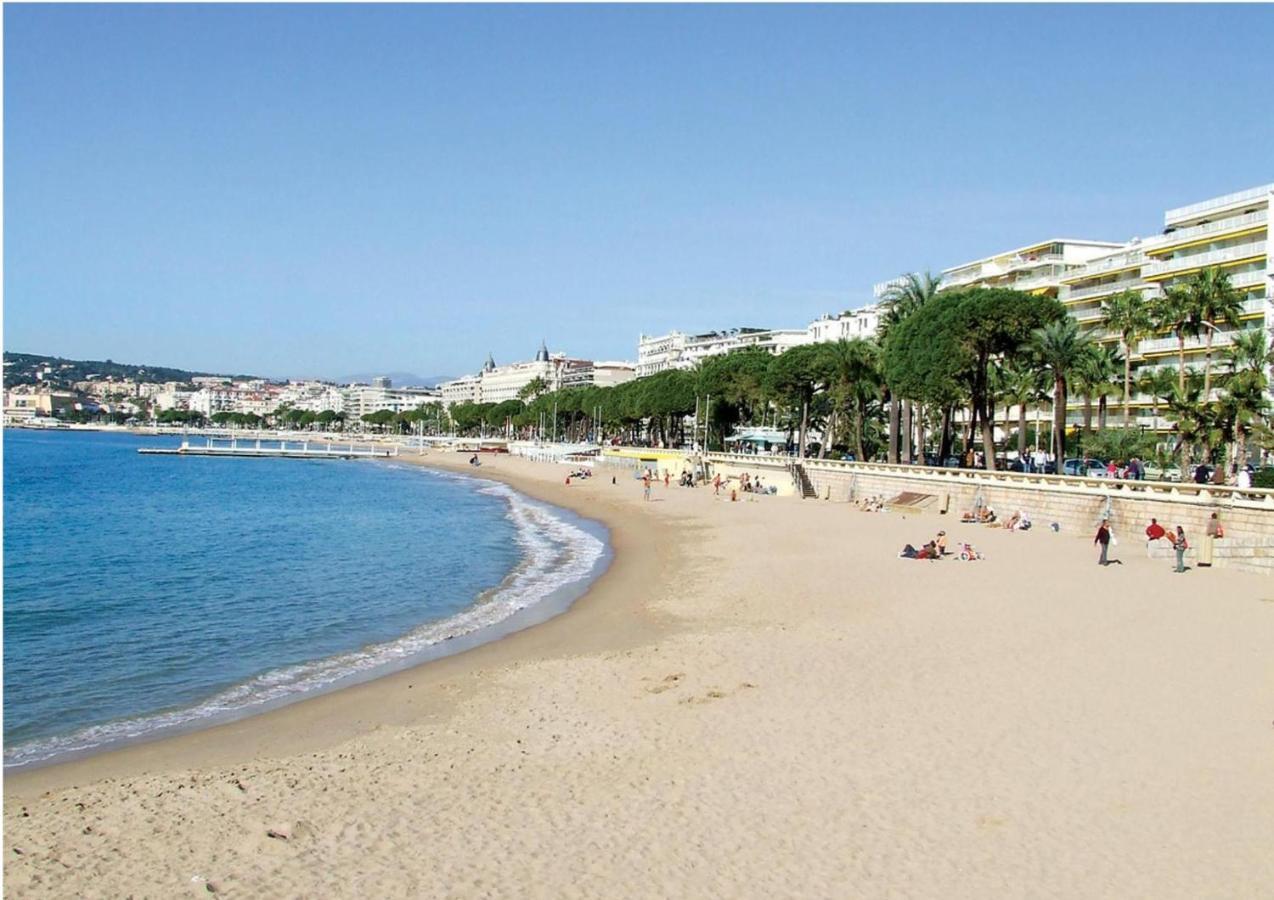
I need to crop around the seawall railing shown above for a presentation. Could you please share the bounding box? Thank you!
[701,452,1274,511]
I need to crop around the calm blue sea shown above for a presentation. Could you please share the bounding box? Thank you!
[2,429,607,768]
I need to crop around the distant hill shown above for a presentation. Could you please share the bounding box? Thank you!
[2,352,256,388]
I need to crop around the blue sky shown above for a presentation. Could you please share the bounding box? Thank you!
[5,4,1273,379]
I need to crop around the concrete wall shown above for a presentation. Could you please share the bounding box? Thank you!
[702,454,1274,575]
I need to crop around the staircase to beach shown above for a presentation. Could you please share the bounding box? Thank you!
[791,463,818,499]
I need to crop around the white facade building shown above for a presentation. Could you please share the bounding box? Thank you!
[938,239,1126,297]
[637,327,813,377]
[439,343,593,406]
[342,384,441,418]
[806,306,881,343]
[560,360,637,389]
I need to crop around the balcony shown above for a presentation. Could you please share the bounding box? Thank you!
[1061,276,1146,302]
[1139,331,1237,356]
[1230,269,1270,291]
[1165,183,1273,226]
[1061,250,1147,284]
[1072,307,1106,323]
[1142,240,1266,279]
[1154,209,1267,253]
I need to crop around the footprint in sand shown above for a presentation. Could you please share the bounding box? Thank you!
[644,673,685,694]
[681,682,757,705]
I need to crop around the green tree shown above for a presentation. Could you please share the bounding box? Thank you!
[517,376,551,402]
[878,271,943,462]
[764,344,833,458]
[1221,328,1274,472]
[823,339,881,461]
[1150,283,1199,394]
[1189,267,1245,400]
[1101,288,1154,428]
[1136,366,1178,431]
[1029,317,1095,464]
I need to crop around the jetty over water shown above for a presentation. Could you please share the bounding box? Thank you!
[139,437,398,460]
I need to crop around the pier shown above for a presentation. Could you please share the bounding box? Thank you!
[139,437,398,460]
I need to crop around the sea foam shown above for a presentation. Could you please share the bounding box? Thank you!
[4,471,606,769]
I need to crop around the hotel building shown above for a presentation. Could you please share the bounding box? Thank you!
[437,342,610,406]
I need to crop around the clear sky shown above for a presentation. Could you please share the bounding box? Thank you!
[5,4,1273,380]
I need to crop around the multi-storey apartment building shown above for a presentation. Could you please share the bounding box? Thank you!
[807,306,881,343]
[636,327,813,377]
[872,182,1271,436]
[560,361,637,389]
[939,239,1125,298]
[342,383,441,418]
[1056,183,1271,429]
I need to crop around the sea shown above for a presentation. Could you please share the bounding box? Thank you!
[2,429,608,769]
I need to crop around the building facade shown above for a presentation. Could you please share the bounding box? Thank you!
[560,360,637,389]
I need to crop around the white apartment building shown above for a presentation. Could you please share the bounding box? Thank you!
[560,360,637,389]
[938,239,1126,298]
[439,372,483,407]
[1057,182,1271,427]
[276,381,346,414]
[806,306,881,343]
[874,182,1271,435]
[342,384,441,418]
[636,327,813,377]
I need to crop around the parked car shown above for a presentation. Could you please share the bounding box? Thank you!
[1063,457,1108,478]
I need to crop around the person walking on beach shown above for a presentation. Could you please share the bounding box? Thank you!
[664,470,670,488]
[1094,518,1117,566]
[1172,526,1189,573]
[713,473,722,495]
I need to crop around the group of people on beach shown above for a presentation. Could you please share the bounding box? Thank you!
[709,471,771,500]
[1095,514,1220,573]
[899,530,983,562]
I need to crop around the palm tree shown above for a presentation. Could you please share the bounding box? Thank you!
[1136,366,1178,431]
[1188,267,1245,400]
[1090,344,1124,433]
[824,339,881,461]
[879,272,943,463]
[1150,283,1198,394]
[1030,318,1095,465]
[1222,328,1274,473]
[1101,288,1154,428]
[999,362,1047,464]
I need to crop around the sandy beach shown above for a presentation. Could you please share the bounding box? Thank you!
[5,451,1274,898]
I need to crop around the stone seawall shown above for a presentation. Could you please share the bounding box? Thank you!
[701,454,1274,575]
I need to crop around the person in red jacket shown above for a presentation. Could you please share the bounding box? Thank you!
[1145,517,1166,557]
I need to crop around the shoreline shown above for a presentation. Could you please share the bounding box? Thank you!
[3,458,612,773]
[6,450,1273,897]
[4,451,672,797]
